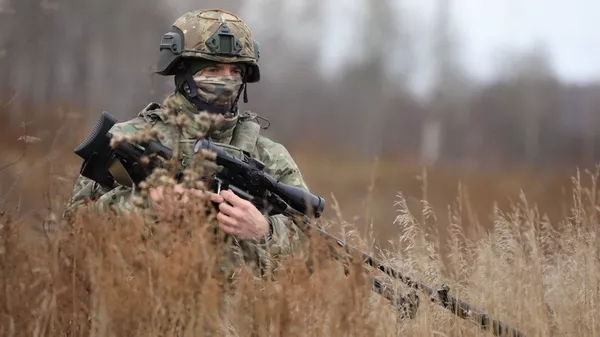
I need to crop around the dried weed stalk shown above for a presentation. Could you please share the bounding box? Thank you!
[1,101,600,336]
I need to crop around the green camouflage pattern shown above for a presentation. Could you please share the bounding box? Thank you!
[175,9,258,64]
[194,75,243,110]
[64,93,311,276]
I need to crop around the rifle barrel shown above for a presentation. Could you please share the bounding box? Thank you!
[307,224,525,337]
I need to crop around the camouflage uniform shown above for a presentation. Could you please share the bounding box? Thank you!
[65,9,311,272]
[65,9,421,324]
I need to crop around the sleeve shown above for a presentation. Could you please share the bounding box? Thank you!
[62,118,153,220]
[256,141,313,260]
[62,174,137,219]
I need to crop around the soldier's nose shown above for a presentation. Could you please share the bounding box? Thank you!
[223,65,242,77]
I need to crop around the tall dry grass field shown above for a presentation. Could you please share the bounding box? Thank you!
[1,107,599,336]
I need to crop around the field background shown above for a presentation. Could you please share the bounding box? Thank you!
[0,116,578,251]
[2,0,600,336]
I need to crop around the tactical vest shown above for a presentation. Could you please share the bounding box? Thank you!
[137,103,268,278]
[138,103,262,169]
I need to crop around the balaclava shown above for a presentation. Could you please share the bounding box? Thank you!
[175,60,248,118]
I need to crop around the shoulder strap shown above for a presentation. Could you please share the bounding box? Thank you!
[137,103,181,149]
[137,104,202,174]
[229,110,261,156]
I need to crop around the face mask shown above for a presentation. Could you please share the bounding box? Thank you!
[193,75,243,112]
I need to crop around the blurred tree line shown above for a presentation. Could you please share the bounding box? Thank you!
[1,0,599,168]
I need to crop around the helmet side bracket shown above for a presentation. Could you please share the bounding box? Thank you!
[155,26,186,75]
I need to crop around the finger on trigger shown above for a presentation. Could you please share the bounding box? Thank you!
[220,189,247,208]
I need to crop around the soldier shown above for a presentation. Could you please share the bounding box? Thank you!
[65,8,310,262]
[64,8,420,320]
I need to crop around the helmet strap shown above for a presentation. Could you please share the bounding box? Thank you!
[230,72,249,109]
[178,71,230,115]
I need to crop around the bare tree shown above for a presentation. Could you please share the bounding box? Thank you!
[421,0,460,165]
[1,0,174,126]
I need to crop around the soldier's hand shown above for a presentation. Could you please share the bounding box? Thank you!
[210,189,270,241]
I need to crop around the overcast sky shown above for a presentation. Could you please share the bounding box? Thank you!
[318,0,600,94]
[5,0,597,94]
[448,0,600,81]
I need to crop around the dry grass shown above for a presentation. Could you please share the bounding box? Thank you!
[2,166,600,336]
[1,105,600,336]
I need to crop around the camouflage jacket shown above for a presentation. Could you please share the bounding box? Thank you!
[64,93,310,274]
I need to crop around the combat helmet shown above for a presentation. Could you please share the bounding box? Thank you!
[155,9,260,113]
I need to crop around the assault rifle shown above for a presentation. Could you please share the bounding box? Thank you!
[73,111,526,337]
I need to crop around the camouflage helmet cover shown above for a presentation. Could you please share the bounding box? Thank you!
[156,9,260,83]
